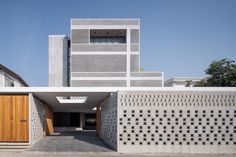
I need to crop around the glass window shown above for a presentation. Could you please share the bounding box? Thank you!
[5,75,14,87]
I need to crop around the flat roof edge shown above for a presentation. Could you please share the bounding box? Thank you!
[0,87,236,93]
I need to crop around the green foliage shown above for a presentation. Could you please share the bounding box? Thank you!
[140,67,145,72]
[195,58,236,87]
[194,80,208,87]
[185,80,192,87]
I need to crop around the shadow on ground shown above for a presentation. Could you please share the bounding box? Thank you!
[27,130,114,152]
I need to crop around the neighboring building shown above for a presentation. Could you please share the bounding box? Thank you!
[165,77,204,87]
[0,64,28,87]
[49,19,164,87]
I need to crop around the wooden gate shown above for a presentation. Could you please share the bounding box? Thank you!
[0,95,29,142]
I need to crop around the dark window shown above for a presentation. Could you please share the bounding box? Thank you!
[90,29,126,44]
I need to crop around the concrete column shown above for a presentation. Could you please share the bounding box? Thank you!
[96,104,101,136]
[126,29,131,87]
[80,112,84,130]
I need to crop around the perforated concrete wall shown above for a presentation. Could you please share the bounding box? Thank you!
[71,80,126,87]
[100,93,118,150]
[117,90,236,153]
[71,44,127,52]
[71,55,127,72]
[30,94,45,144]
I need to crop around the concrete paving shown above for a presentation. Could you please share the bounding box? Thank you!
[1,130,235,156]
[0,151,236,157]
[26,130,113,152]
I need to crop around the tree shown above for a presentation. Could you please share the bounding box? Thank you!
[195,58,236,87]
[185,80,192,87]
[194,79,208,87]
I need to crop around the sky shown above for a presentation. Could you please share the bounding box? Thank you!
[0,0,235,86]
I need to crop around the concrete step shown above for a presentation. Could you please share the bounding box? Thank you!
[0,143,30,150]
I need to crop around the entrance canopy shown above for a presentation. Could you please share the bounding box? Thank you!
[34,91,111,112]
[0,87,120,112]
[1,87,231,112]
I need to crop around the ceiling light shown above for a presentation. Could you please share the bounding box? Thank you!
[92,107,97,110]
[56,96,88,104]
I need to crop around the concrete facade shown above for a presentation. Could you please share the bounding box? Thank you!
[1,19,236,155]
[0,87,236,154]
[48,19,164,88]
[48,35,68,87]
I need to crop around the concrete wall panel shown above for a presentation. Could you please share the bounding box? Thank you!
[71,29,89,44]
[71,19,139,26]
[48,35,68,87]
[71,80,126,87]
[100,93,118,150]
[71,55,127,72]
[30,94,45,144]
[71,44,127,52]
[130,29,139,43]
[117,90,236,153]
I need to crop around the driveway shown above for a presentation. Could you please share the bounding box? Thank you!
[26,130,114,152]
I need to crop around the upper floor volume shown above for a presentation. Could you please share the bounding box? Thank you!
[49,19,163,87]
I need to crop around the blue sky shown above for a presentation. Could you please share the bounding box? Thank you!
[0,0,235,86]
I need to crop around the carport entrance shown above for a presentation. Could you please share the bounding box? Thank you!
[27,130,113,152]
[29,90,114,151]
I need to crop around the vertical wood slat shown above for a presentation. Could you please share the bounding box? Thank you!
[44,104,54,135]
[0,97,4,141]
[0,95,29,142]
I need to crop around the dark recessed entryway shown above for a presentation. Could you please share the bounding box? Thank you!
[54,112,81,127]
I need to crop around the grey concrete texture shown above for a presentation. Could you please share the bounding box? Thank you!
[71,44,127,52]
[117,90,236,153]
[71,55,127,72]
[26,131,113,152]
[71,19,140,26]
[130,80,163,87]
[71,72,127,77]
[71,80,126,87]
[0,151,236,157]
[48,35,68,87]
[71,29,89,44]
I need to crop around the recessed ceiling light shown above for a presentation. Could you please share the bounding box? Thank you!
[92,107,97,110]
[56,96,88,104]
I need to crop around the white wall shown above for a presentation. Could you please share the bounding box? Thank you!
[117,90,236,153]
[0,71,3,87]
[0,71,25,87]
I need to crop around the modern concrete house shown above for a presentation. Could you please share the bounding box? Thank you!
[48,19,164,131]
[165,77,204,87]
[49,19,164,88]
[0,64,28,87]
[0,19,235,154]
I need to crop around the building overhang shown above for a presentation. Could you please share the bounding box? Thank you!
[1,87,236,112]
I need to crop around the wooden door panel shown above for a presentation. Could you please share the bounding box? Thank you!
[0,95,29,142]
